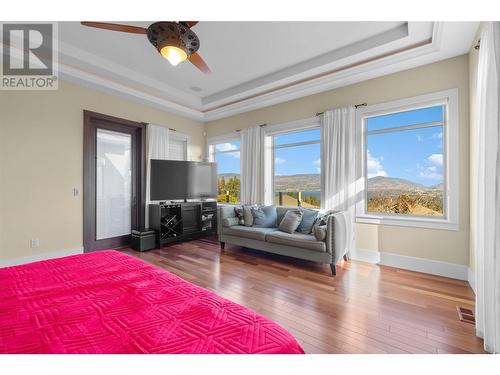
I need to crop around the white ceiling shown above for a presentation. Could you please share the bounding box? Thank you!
[56,21,479,122]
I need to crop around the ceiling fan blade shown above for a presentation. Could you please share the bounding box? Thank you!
[188,52,211,74]
[80,22,146,34]
[184,21,199,28]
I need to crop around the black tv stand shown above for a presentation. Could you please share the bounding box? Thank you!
[149,201,217,248]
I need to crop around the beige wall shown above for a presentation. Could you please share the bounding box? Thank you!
[0,54,473,267]
[468,24,484,274]
[0,80,205,261]
[206,55,471,266]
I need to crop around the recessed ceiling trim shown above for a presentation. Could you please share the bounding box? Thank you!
[59,62,204,121]
[202,23,410,105]
[202,38,432,113]
[54,21,478,123]
[58,40,202,108]
[202,22,477,121]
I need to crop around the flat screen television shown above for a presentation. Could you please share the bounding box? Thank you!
[150,159,217,201]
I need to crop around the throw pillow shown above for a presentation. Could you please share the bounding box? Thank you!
[311,209,340,233]
[251,205,278,228]
[313,224,327,241]
[242,205,255,227]
[223,217,240,227]
[297,208,318,234]
[234,207,245,225]
[278,209,303,234]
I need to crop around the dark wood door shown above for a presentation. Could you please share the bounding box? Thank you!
[83,111,146,252]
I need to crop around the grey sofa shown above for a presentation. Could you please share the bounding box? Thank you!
[217,205,351,275]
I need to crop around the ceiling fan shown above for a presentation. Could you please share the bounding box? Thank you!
[80,21,211,74]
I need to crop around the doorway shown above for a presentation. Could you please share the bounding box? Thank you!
[83,111,146,252]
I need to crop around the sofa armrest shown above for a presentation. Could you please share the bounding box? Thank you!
[325,211,351,264]
[218,205,238,235]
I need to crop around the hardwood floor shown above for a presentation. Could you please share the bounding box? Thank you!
[121,238,485,354]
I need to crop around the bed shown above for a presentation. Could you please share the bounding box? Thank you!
[0,250,304,354]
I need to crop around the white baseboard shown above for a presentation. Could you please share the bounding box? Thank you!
[351,248,382,264]
[468,267,476,294]
[0,247,84,268]
[351,248,469,281]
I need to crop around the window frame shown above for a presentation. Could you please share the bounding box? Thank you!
[264,117,322,207]
[169,131,191,161]
[355,89,459,231]
[207,132,241,205]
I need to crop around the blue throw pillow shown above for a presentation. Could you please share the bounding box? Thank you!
[297,208,318,234]
[251,205,277,228]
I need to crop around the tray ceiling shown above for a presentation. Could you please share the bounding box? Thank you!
[55,21,479,121]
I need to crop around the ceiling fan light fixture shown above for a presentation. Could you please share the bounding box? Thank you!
[82,21,210,73]
[160,45,188,66]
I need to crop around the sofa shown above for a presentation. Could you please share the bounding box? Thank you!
[217,205,351,275]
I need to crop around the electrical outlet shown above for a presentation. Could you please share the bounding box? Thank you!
[73,188,79,197]
[30,239,40,248]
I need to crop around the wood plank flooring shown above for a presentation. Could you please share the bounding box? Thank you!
[121,238,485,354]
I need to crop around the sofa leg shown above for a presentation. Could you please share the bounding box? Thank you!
[343,254,348,261]
[330,263,336,276]
[220,241,225,250]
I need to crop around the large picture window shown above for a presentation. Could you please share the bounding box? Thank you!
[356,89,459,230]
[272,128,321,208]
[366,106,445,217]
[209,139,241,204]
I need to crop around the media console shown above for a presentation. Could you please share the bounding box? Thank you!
[149,201,217,247]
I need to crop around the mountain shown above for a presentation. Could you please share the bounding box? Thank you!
[430,183,444,190]
[219,173,320,191]
[367,176,428,191]
[274,174,320,192]
[368,176,444,192]
[218,173,441,194]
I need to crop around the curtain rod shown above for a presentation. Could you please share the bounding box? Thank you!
[315,102,367,117]
[235,123,267,132]
[144,122,177,132]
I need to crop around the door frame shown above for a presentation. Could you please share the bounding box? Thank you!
[83,110,147,252]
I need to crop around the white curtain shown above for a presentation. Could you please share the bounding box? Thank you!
[320,106,357,256]
[240,126,264,205]
[474,22,500,354]
[145,124,170,227]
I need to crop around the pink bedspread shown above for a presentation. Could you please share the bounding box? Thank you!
[0,250,304,354]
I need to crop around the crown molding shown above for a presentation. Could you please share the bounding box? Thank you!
[201,23,411,106]
[58,40,202,108]
[59,61,204,121]
[202,37,438,121]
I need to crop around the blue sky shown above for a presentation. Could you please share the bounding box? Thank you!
[367,105,444,186]
[367,105,442,131]
[274,129,320,175]
[214,140,240,174]
[215,106,444,186]
[274,143,320,175]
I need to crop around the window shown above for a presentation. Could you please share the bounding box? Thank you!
[356,89,459,230]
[271,128,321,208]
[169,138,188,160]
[167,132,190,161]
[209,139,241,204]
